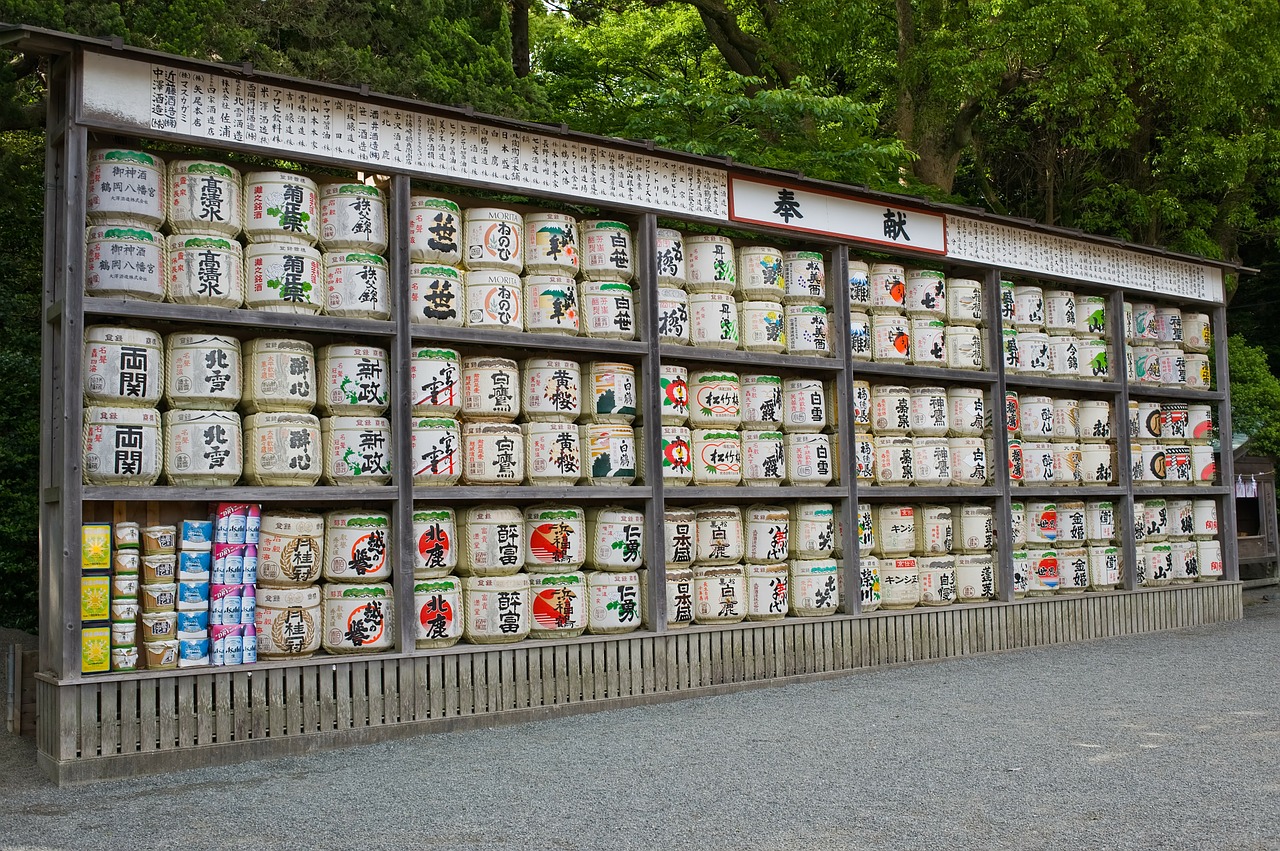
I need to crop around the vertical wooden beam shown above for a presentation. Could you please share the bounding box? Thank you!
[830,245,861,612]
[636,212,668,630]
[389,174,417,652]
[1112,289,1138,590]
[985,267,1015,601]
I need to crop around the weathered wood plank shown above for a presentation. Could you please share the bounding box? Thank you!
[335,662,352,729]
[629,639,642,696]
[497,649,514,711]
[538,646,554,707]
[98,682,118,756]
[284,666,302,736]
[267,667,285,736]
[196,676,213,745]
[367,660,385,726]
[350,661,369,727]
[119,679,139,754]
[425,656,443,719]
[606,640,620,698]
[157,677,177,751]
[232,671,250,741]
[444,655,460,717]
[522,647,538,709]
[563,644,577,705]
[302,665,319,734]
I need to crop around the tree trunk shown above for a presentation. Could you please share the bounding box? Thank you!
[511,0,531,78]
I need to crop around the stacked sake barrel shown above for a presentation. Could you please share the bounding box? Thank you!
[848,264,985,370]
[1005,392,1115,488]
[860,503,998,609]
[409,503,646,646]
[852,383,991,488]
[1131,498,1223,587]
[1125,301,1213,391]
[1126,400,1217,486]
[1008,500,1122,597]
[998,282,1111,381]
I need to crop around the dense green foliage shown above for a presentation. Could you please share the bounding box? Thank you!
[1227,336,1280,459]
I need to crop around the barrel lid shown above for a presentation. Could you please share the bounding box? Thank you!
[86,325,162,346]
[462,355,518,369]
[167,234,238,250]
[321,416,391,430]
[412,347,460,360]
[319,343,389,359]
[324,510,390,527]
[245,242,322,258]
[412,264,464,278]
[85,406,160,425]
[586,570,639,584]
[324,251,387,267]
[86,224,160,242]
[414,576,461,593]
[321,182,382,198]
[323,582,392,599]
[693,565,744,578]
[163,409,240,426]
[244,338,315,354]
[463,574,530,590]
[409,195,461,212]
[90,148,162,167]
[412,508,455,521]
[244,412,320,428]
[258,586,322,606]
[524,505,586,521]
[245,169,318,186]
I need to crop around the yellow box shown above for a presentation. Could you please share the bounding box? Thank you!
[81,624,111,674]
[82,524,112,571]
[81,573,111,621]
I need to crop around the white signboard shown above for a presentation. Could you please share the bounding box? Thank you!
[946,215,1224,304]
[79,52,731,220]
[729,176,948,254]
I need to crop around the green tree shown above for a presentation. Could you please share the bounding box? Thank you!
[1227,335,1280,458]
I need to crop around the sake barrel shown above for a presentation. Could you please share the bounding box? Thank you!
[946,278,983,326]
[664,507,698,569]
[167,234,244,306]
[693,505,743,565]
[946,326,984,371]
[870,263,906,313]
[1165,445,1193,485]
[1000,327,1019,373]
[1143,443,1168,483]
[409,348,461,417]
[688,370,741,428]
[853,432,875,482]
[1193,499,1219,539]
[1012,285,1044,330]
[1196,539,1223,581]
[790,502,835,558]
[746,563,789,621]
[323,510,392,584]
[1053,441,1083,486]
[1153,306,1183,345]
[1078,400,1111,442]
[462,356,520,421]
[871,384,911,434]
[244,170,320,245]
[412,508,457,578]
[522,358,581,422]
[874,436,914,485]
[323,252,390,320]
[585,506,644,571]
[849,311,873,361]
[919,556,957,606]
[908,386,949,437]
[1087,545,1121,590]
[859,556,882,612]
[741,429,784,486]
[956,553,996,602]
[1026,501,1057,545]
[464,207,523,273]
[1123,300,1136,342]
[908,318,947,367]
[1078,295,1108,337]
[241,338,316,412]
[685,235,736,293]
[408,196,463,265]
[1007,438,1025,485]
[1134,346,1162,384]
[1137,401,1163,440]
[848,260,872,308]
[956,504,995,553]
[1055,502,1086,547]
[1047,335,1079,379]
[905,269,946,318]
[1144,498,1169,542]
[944,387,984,438]
[163,409,241,486]
[915,504,953,554]
[785,433,833,486]
[657,287,690,345]
[84,326,164,408]
[1080,444,1113,485]
[585,571,642,635]
[851,380,872,428]
[1016,332,1052,375]
[1011,551,1030,597]
[873,505,914,557]
[783,251,825,303]
[1132,501,1148,548]
[1144,542,1173,586]
[1185,354,1211,390]
[1009,501,1026,546]
[998,280,1016,324]
[584,361,637,424]
[655,228,687,287]
[1161,403,1190,443]
[743,505,791,564]
[462,422,524,485]
[1027,549,1059,596]
[788,559,840,617]
[1158,350,1187,388]
[463,574,530,644]
[689,291,740,349]
[950,438,988,486]
[528,572,588,639]
[1043,288,1077,334]
[161,332,239,411]
[735,246,784,301]
[660,364,690,425]
[783,379,827,433]
[581,220,633,283]
[244,242,324,313]
[411,417,461,486]
[524,505,587,572]
[1053,398,1080,439]
[1133,301,1158,340]
[85,225,166,301]
[465,270,523,330]
[1167,498,1195,540]
[871,313,911,361]
[581,424,637,485]
[581,281,636,340]
[1085,500,1115,545]
[320,183,387,253]
[414,576,463,649]
[691,429,742,486]
[1022,441,1055,485]
[458,505,524,577]
[639,567,694,629]
[854,504,876,556]
[525,275,579,335]
[880,557,921,609]
[88,149,166,227]
[912,437,951,486]
[1020,395,1055,439]
[255,586,322,659]
[785,305,831,356]
[83,406,162,486]
[523,212,579,276]
[256,512,325,588]
[1183,313,1212,353]
[1056,548,1088,593]
[739,301,787,353]
[317,344,390,416]
[741,374,783,430]
[693,564,746,624]
[408,264,464,326]
[321,416,392,485]
[242,413,322,486]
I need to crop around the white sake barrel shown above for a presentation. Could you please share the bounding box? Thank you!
[741,430,785,486]
[166,234,243,306]
[88,148,165,226]
[1016,332,1051,374]
[244,171,319,245]
[735,246,785,301]
[880,557,920,609]
[528,572,588,639]
[1087,545,1121,589]
[912,437,950,486]
[854,504,876,556]
[1143,499,1169,542]
[786,305,830,356]
[459,505,524,577]
[1127,401,1141,438]
[875,505,915,556]
[693,565,746,624]
[746,563,789,621]
[1076,295,1107,337]
[787,502,833,559]
[581,423,637,485]
[916,505,953,554]
[85,225,166,301]
[1023,441,1056,484]
[1013,285,1045,330]
[165,332,240,411]
[688,370,741,428]
[1043,288,1077,333]
[690,429,742,486]
[320,183,387,253]
[1047,335,1079,379]
[655,228,687,287]
[849,311,873,361]
[256,512,325,588]
[657,287,690,345]
[908,386,949,436]
[585,570,642,635]
[1137,401,1163,440]
[689,291,740,349]
[956,504,994,553]
[1192,445,1216,485]
[1007,438,1025,485]
[1055,502,1087,547]
[789,559,840,617]
[323,252,389,319]
[919,555,957,606]
[1155,307,1183,345]
[665,508,697,569]
[523,505,586,572]
[464,207,523,273]
[523,212,579,277]
[784,379,827,433]
[1193,499,1218,539]
[1167,499,1194,540]
[1158,349,1187,387]
[465,270,523,330]
[581,281,636,340]
[84,326,164,408]
[1165,445,1193,485]
[871,313,911,361]
[1011,551,1030,597]
[1026,501,1057,545]
[1000,327,1019,372]
[1020,395,1055,439]
[851,380,872,428]
[1123,300,1137,343]
[1026,549,1059,595]
[854,432,875,482]
[660,364,690,425]
[82,406,162,486]
[524,422,582,486]
[522,358,581,422]
[1078,400,1111,441]
[586,506,645,571]
[949,437,988,486]
[741,374,783,430]
[317,344,390,416]
[1183,313,1212,353]
[740,301,787,352]
[409,348,461,417]
[947,388,985,437]
[859,556,882,612]
[945,326,984,370]
[244,242,323,313]
[414,576,463,649]
[412,508,458,578]
[1085,500,1115,545]
[640,567,694,629]
[1185,354,1211,390]
[580,220,633,283]
[1161,403,1190,442]
[685,235,736,293]
[945,278,982,326]
[411,417,461,486]
[1080,444,1113,484]
[1197,539,1223,581]
[905,269,946,318]
[871,384,911,434]
[785,433,833,485]
[463,574,530,644]
[242,412,322,486]
[744,505,790,564]
[956,554,996,602]
[1052,398,1079,439]
[874,436,914,485]
[409,263,464,326]
[462,422,524,485]
[163,409,241,486]
[847,259,872,308]
[1056,548,1088,593]
[1132,301,1158,340]
[1053,441,1083,486]
[869,263,906,313]
[1009,501,1026,547]
[1129,442,1145,483]
[462,356,520,421]
[323,510,391,583]
[255,586,322,659]
[997,279,1016,323]
[1144,542,1173,586]
[1143,443,1168,484]
[909,318,947,367]
[524,275,580,335]
[321,416,392,485]
[1133,346,1162,384]
[408,197,463,265]
[783,251,825,303]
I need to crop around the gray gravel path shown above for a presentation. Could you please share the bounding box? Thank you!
[2,593,1278,851]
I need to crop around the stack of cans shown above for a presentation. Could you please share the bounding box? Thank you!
[210,503,261,666]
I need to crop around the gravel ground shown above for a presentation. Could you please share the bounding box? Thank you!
[1,593,1278,851]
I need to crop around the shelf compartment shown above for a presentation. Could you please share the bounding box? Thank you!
[662,485,849,501]
[410,326,649,357]
[1125,384,1224,402]
[81,298,397,337]
[411,485,653,501]
[83,485,399,502]
[659,345,844,372]
[855,486,1001,500]
[1003,374,1121,394]
[851,362,996,385]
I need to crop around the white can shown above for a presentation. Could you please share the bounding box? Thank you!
[410,348,461,417]
[320,183,387,253]
[1192,445,1216,485]
[1043,289,1077,333]
[255,586,322,659]
[1185,354,1211,390]
[522,358,581,422]
[241,412,321,486]
[412,508,458,578]
[459,505,524,577]
[945,326,984,371]
[256,512,325,588]
[1053,398,1079,439]
[581,424,638,485]
[523,422,582,486]
[874,436,914,485]
[919,556,957,606]
[243,242,324,313]
[741,374,783,429]
[950,438,988,486]
[869,263,906,312]
[1009,502,1026,547]
[523,505,587,572]
[584,361,637,424]
[741,430,785,486]
[791,502,836,558]
[655,228,687,287]
[1183,313,1212,353]
[693,565,746,624]
[956,554,996,601]
[916,505,953,554]
[1077,295,1107,337]
[580,220,633,283]
[1020,395,1055,439]
[637,425,692,486]
[785,433,833,485]
[317,344,389,416]
[745,564,789,621]
[167,234,243,306]
[462,575,530,644]
[880,557,920,609]
[695,506,744,565]
[88,148,166,227]
[871,384,911,434]
[785,305,831,356]
[580,281,636,340]
[689,429,742,486]
[524,275,580,335]
[585,571,642,635]
[414,576,462,648]
[849,311,873,361]
[909,319,947,367]
[320,416,392,485]
[783,379,827,433]
[464,207,524,273]
[84,326,164,409]
[744,506,791,564]
[1013,285,1045,330]
[912,437,951,486]
[688,370,741,428]
[871,313,911,361]
[735,246,785,300]
[657,287,690,345]
[1001,326,1019,372]
[1155,307,1184,345]
[462,422,525,485]
[408,197,463,266]
[164,332,240,411]
[689,291,740,349]
[905,269,946,318]
[947,388,986,437]
[523,212,579,277]
[323,510,392,582]
[162,409,241,486]
[660,364,690,426]
[854,432,875,482]
[788,560,840,616]
[409,417,460,483]
[685,235,736,293]
[322,251,389,320]
[875,505,915,556]
[1197,539,1224,581]
[783,251,825,303]
[945,278,983,326]
[740,301,787,352]
[1016,332,1051,374]
[465,270,523,330]
[244,171,319,245]
[462,356,520,422]
[957,505,995,553]
[1047,335,1079,379]
[85,225,166,301]
[665,508,698,569]
[848,260,872,308]
[408,263,464,326]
